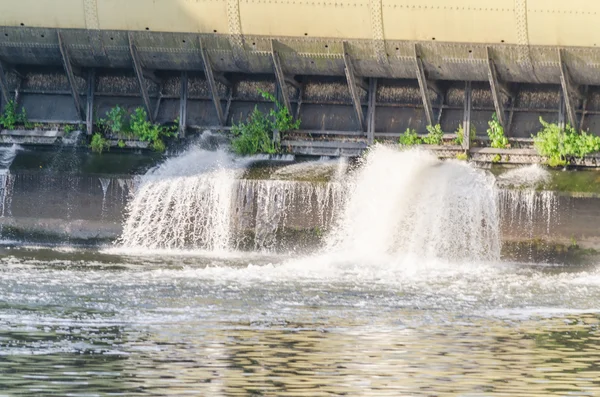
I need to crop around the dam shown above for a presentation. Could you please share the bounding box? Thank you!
[2,1,600,160]
[3,2,600,396]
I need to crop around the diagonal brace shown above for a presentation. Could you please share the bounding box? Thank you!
[558,49,581,128]
[486,47,512,132]
[58,32,84,120]
[128,33,154,122]
[414,44,437,126]
[343,41,366,131]
[270,40,293,116]
[0,60,10,109]
[200,38,225,126]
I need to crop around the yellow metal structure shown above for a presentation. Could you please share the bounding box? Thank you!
[0,0,599,47]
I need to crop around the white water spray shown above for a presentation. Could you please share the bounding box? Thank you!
[326,146,501,261]
[120,148,249,251]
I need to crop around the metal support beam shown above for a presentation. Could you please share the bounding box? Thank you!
[558,90,566,130]
[179,72,188,138]
[128,33,154,122]
[366,78,377,145]
[86,69,95,135]
[200,38,225,126]
[558,49,581,128]
[58,31,84,120]
[580,85,589,131]
[462,81,472,151]
[414,44,436,126]
[0,61,10,109]
[343,41,365,131]
[487,47,511,132]
[270,40,292,115]
[295,82,304,121]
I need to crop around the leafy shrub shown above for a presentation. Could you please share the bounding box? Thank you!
[90,133,110,154]
[0,100,28,130]
[100,105,130,135]
[129,107,177,152]
[455,124,476,146]
[231,90,300,155]
[487,113,509,148]
[398,128,421,146]
[231,107,277,155]
[423,124,444,145]
[533,117,600,167]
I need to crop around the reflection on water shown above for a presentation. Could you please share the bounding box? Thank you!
[2,246,600,396]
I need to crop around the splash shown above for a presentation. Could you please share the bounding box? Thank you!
[120,147,248,251]
[120,145,502,262]
[325,146,501,262]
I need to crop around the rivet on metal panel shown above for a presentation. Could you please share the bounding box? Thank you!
[368,0,387,65]
[83,0,100,30]
[514,0,536,79]
[227,0,249,69]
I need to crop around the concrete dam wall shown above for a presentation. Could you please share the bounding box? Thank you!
[1,1,600,157]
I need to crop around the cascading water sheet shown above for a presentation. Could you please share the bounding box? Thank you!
[120,148,247,251]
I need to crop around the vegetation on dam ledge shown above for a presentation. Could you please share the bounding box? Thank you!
[91,106,178,154]
[230,90,300,155]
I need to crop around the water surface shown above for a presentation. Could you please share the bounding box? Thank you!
[2,245,600,396]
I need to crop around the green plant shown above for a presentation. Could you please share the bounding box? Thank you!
[129,107,177,152]
[455,124,476,146]
[231,90,300,155]
[398,128,421,146]
[487,113,509,149]
[117,139,126,148]
[100,105,129,135]
[64,124,75,134]
[423,124,444,145]
[34,123,44,129]
[90,133,110,154]
[0,100,28,130]
[533,117,600,167]
[455,152,468,161]
[492,154,502,163]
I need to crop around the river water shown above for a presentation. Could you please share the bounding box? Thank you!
[2,146,600,395]
[2,246,600,396]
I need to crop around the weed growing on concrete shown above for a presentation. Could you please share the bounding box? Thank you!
[90,133,110,154]
[487,113,509,148]
[533,117,600,167]
[231,89,300,155]
[454,124,476,146]
[100,105,130,135]
[64,125,75,135]
[129,107,177,152]
[423,124,444,145]
[492,154,502,163]
[398,128,421,146]
[0,100,28,130]
[455,152,468,161]
[117,139,126,148]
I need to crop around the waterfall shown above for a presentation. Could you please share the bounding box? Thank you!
[120,145,507,261]
[325,146,501,261]
[0,145,21,218]
[120,148,247,251]
[496,165,558,236]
